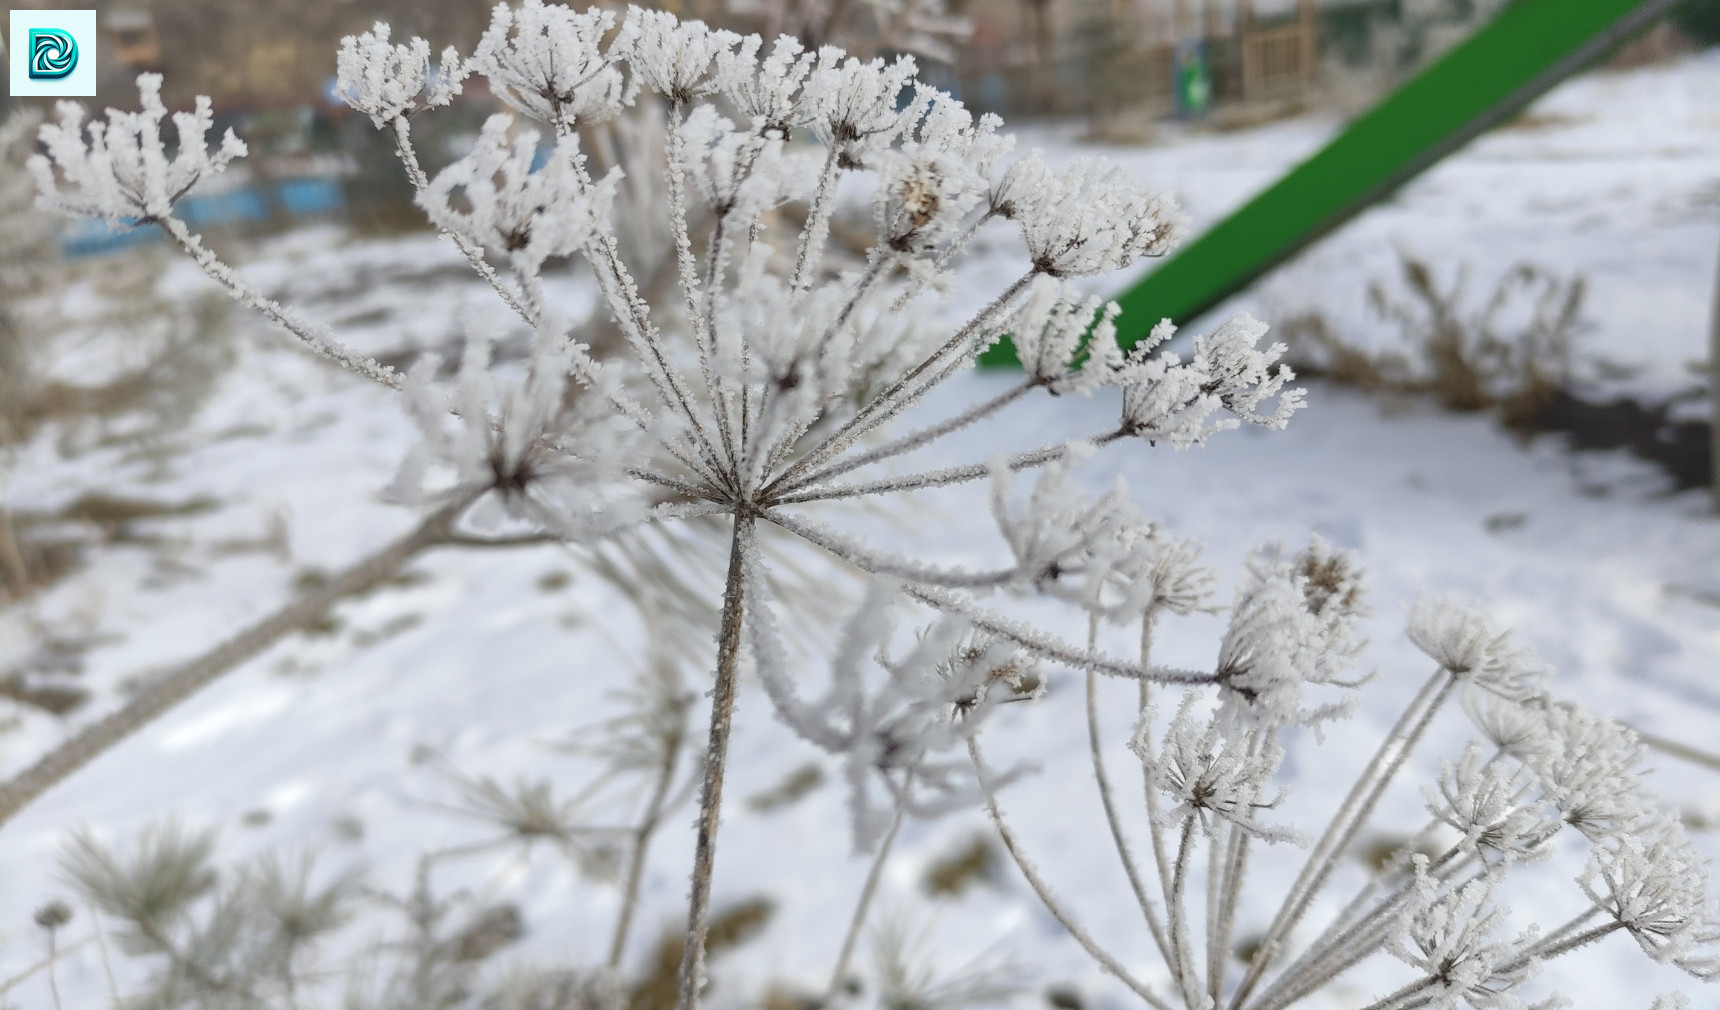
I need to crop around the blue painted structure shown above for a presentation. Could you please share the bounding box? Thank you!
[60,176,349,259]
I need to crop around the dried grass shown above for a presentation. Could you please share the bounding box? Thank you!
[1280,252,1588,430]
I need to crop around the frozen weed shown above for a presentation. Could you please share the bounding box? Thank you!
[7,6,1715,1010]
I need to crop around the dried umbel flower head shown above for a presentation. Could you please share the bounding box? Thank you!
[32,900,72,931]
[417,117,618,275]
[1114,312,1303,448]
[1461,688,1550,759]
[1528,701,1651,843]
[334,23,467,128]
[1426,744,1558,864]
[1213,540,1366,731]
[30,73,246,224]
[1385,864,1541,1010]
[1583,823,1718,968]
[746,574,1035,854]
[1134,696,1301,844]
[1408,595,1546,700]
[471,0,627,128]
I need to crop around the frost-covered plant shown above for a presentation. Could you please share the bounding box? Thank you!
[1,107,54,595]
[0,109,56,319]
[60,822,363,1007]
[16,5,1717,1010]
[45,648,697,1010]
[1038,585,1720,1010]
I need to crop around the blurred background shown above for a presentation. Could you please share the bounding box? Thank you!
[7,0,1712,243]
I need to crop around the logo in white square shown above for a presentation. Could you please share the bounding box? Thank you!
[8,10,97,97]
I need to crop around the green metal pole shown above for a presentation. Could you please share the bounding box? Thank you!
[981,0,1683,367]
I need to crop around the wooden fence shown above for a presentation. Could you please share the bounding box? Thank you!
[956,0,1320,120]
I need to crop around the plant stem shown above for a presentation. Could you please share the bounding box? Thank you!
[969,737,1179,1010]
[1086,664,1172,964]
[1230,668,1453,1010]
[0,495,476,830]
[44,929,61,1010]
[0,938,89,998]
[89,908,120,1004]
[823,804,905,1006]
[0,503,28,599]
[675,515,755,1010]
[1169,817,1203,1009]
[609,669,689,969]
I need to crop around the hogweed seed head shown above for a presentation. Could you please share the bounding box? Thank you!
[1426,744,1559,864]
[335,24,467,128]
[1134,696,1302,843]
[1529,701,1651,843]
[1583,823,1718,968]
[1408,596,1546,700]
[1386,864,1542,1010]
[472,0,626,127]
[30,74,246,224]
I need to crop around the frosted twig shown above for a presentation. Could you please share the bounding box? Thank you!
[158,217,402,389]
[0,492,479,829]
[969,737,1178,1010]
[0,937,91,998]
[791,146,843,291]
[677,516,756,1010]
[1169,817,1203,1008]
[775,439,1107,505]
[908,585,1214,684]
[1083,625,1173,963]
[823,804,905,1005]
[764,510,1022,589]
[390,117,536,327]
[790,379,1035,491]
[609,660,688,968]
[766,270,1036,493]
[1230,669,1456,1010]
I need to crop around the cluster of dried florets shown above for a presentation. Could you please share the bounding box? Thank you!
[22,4,1715,1010]
[1213,606,1720,1010]
[31,74,246,225]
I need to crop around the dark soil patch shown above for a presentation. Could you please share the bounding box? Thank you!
[1522,390,1711,492]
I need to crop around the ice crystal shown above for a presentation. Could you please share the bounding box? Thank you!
[471,0,626,127]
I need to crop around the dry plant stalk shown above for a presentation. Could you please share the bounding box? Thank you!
[1282,252,1587,428]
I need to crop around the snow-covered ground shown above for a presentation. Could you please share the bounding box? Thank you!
[3,48,1720,1010]
[1083,47,1720,404]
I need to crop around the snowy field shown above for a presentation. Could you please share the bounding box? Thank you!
[3,48,1720,1009]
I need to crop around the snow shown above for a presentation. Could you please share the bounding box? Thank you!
[4,48,1720,1010]
[962,48,1720,406]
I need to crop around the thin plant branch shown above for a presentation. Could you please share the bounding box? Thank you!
[0,492,480,829]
